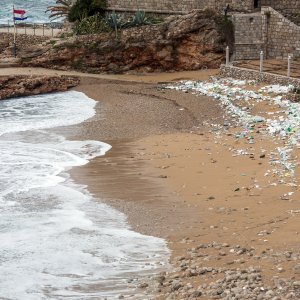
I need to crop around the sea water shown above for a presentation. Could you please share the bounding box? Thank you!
[0,0,56,24]
[0,91,169,299]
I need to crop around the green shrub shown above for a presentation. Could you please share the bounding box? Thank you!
[104,10,162,37]
[125,11,149,27]
[105,11,124,38]
[74,13,110,35]
[69,0,107,22]
[214,14,235,50]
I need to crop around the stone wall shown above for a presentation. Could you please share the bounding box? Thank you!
[233,7,300,60]
[106,1,300,14]
[106,0,205,13]
[0,33,49,56]
[215,0,254,12]
[233,13,264,60]
[106,0,255,13]
[220,64,300,88]
[261,0,300,13]
[263,7,300,58]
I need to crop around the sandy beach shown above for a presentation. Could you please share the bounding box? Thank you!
[0,0,298,297]
[1,68,297,298]
[47,73,300,299]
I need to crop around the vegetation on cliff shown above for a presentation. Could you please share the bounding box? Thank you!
[46,0,74,20]
[19,10,234,74]
[68,0,107,22]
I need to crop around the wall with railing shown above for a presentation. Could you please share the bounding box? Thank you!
[0,22,64,37]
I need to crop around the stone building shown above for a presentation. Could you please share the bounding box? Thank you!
[106,1,300,61]
[234,6,300,60]
[106,1,256,13]
[106,1,298,14]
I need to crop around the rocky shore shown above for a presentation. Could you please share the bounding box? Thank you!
[0,75,79,100]
[9,10,232,74]
[154,241,300,299]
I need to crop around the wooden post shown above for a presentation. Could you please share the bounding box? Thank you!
[33,23,35,36]
[52,27,54,37]
[7,20,9,33]
[43,24,45,36]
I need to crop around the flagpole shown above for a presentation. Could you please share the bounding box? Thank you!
[13,4,17,57]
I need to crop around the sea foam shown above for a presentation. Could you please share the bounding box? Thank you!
[0,91,169,299]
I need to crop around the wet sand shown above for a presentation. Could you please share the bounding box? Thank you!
[54,74,300,299]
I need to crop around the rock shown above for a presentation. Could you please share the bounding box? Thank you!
[191,290,202,297]
[156,275,166,284]
[293,264,300,274]
[171,281,183,291]
[138,283,149,288]
[277,267,285,273]
[19,10,229,73]
[158,175,168,178]
[0,75,79,100]
[292,281,300,287]
[265,290,274,298]
[198,268,207,275]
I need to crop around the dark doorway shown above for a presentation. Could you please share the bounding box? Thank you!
[254,0,259,8]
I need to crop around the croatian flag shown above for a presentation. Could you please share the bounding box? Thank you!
[13,9,27,21]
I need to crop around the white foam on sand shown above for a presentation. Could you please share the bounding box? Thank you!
[0,91,169,299]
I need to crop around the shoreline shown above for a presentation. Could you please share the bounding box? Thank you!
[5,69,297,298]
[64,75,300,299]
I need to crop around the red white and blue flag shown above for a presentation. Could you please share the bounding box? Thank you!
[13,9,27,21]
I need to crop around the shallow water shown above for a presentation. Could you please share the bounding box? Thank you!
[0,91,169,299]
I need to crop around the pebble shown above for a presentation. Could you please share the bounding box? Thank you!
[138,283,148,288]
[156,238,299,300]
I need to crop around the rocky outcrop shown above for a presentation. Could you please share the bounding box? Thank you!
[0,76,80,100]
[20,10,233,73]
[0,33,50,58]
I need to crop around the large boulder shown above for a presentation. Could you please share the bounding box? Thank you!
[0,76,80,100]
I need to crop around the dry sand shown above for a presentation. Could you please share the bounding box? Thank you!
[48,73,299,299]
[0,67,218,84]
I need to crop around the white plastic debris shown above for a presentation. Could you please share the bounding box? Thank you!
[165,78,300,180]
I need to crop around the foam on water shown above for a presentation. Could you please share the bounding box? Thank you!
[0,91,169,299]
[0,0,55,24]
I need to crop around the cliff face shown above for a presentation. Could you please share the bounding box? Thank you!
[20,10,232,73]
[0,76,79,100]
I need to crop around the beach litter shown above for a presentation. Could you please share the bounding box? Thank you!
[164,78,300,184]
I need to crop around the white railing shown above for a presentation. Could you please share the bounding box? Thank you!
[0,21,64,37]
[226,47,294,79]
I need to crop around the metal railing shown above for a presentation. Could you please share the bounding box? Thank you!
[226,47,296,79]
[0,21,64,37]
